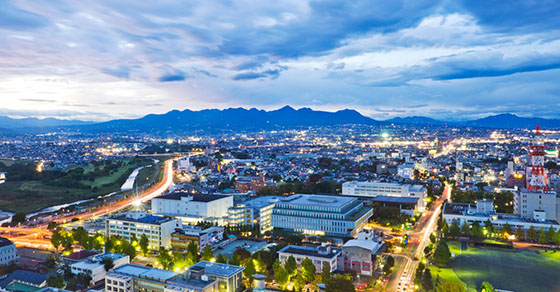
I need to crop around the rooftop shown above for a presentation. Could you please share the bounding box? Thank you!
[0,236,14,248]
[188,261,244,278]
[156,192,231,202]
[278,194,355,208]
[371,196,419,204]
[110,213,174,224]
[0,270,47,289]
[112,264,177,281]
[278,245,342,259]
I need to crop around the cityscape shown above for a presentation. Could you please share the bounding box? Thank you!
[1,1,560,292]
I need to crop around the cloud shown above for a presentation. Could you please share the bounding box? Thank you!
[102,65,134,79]
[158,74,186,82]
[0,2,49,30]
[232,69,283,81]
[19,98,56,103]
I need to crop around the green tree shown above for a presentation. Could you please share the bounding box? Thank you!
[515,225,524,241]
[46,275,65,288]
[502,223,512,237]
[201,244,214,261]
[216,253,227,264]
[244,258,256,283]
[461,221,470,235]
[321,262,331,282]
[547,226,556,243]
[273,260,289,289]
[285,255,297,276]
[441,220,449,234]
[479,281,496,292]
[471,221,483,238]
[101,257,114,272]
[325,277,355,292]
[51,230,63,252]
[72,227,91,250]
[434,241,451,263]
[436,280,466,292]
[11,212,26,225]
[449,220,461,238]
[157,248,173,270]
[294,273,306,292]
[230,254,241,266]
[421,268,433,291]
[139,234,149,255]
[527,226,537,242]
[383,255,395,274]
[538,227,548,244]
[45,255,58,270]
[301,257,316,282]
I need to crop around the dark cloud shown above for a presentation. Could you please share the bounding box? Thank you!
[232,69,282,81]
[158,73,186,82]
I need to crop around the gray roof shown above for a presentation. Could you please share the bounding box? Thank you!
[278,194,355,208]
[0,270,47,288]
[188,261,244,278]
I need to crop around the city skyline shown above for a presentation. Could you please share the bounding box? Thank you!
[1,1,560,121]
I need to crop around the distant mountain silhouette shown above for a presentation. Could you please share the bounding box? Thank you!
[460,113,560,129]
[76,106,378,133]
[0,116,92,128]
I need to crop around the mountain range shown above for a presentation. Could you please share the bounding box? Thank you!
[1,107,559,134]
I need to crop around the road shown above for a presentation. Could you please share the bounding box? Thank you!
[0,158,176,250]
[387,183,451,292]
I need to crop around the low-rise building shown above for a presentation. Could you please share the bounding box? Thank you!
[0,237,17,266]
[151,192,233,223]
[70,253,130,284]
[105,211,181,249]
[342,230,384,276]
[371,196,421,216]
[171,226,224,252]
[341,181,427,211]
[278,244,342,273]
[271,194,372,237]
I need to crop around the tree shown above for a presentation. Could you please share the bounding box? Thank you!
[321,262,331,282]
[383,255,395,274]
[480,281,496,292]
[72,227,91,250]
[101,257,114,272]
[434,241,451,263]
[139,234,149,255]
[471,221,483,238]
[201,244,214,261]
[46,275,65,288]
[157,248,173,270]
[294,273,306,292]
[216,253,227,264]
[461,221,470,235]
[538,227,548,244]
[11,212,26,225]
[515,225,524,241]
[527,226,537,242]
[449,220,461,238]
[273,260,289,289]
[421,268,433,291]
[502,223,513,237]
[244,258,256,283]
[285,255,297,276]
[415,263,425,285]
[51,230,63,252]
[301,257,316,282]
[325,277,355,292]
[436,280,466,292]
[45,255,58,270]
[233,248,251,263]
[547,226,556,243]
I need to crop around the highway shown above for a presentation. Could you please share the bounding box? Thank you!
[0,158,176,250]
[388,183,450,292]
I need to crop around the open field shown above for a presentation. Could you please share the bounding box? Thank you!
[0,158,19,167]
[0,157,155,214]
[440,240,560,292]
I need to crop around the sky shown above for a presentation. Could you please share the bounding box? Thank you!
[1,0,560,122]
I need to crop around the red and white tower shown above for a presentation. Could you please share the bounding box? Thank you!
[528,125,548,192]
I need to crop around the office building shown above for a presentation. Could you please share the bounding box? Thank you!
[227,196,278,234]
[105,211,181,249]
[278,244,342,273]
[271,194,372,237]
[70,253,129,284]
[188,261,244,292]
[341,181,427,211]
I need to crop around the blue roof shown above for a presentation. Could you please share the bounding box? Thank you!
[371,196,419,204]
[0,270,47,288]
[189,261,244,278]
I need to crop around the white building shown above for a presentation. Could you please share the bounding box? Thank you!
[0,237,17,266]
[397,163,415,179]
[271,194,372,237]
[278,244,342,273]
[342,230,385,276]
[105,211,181,249]
[151,192,233,223]
[443,200,560,232]
[70,253,129,284]
[227,196,279,234]
[513,190,560,222]
[342,181,427,211]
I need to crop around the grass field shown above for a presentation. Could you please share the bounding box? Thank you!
[443,240,560,292]
[0,157,155,213]
[429,266,473,292]
[0,158,18,167]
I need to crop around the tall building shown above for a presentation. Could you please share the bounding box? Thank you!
[271,194,372,237]
[227,196,278,234]
[105,211,181,249]
[151,192,233,223]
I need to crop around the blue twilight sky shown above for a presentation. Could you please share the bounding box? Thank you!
[1,0,560,121]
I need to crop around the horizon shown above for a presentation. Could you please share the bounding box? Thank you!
[1,1,560,121]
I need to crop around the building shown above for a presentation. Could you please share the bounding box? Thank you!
[188,261,244,292]
[235,174,266,193]
[0,270,47,291]
[341,181,427,211]
[227,196,278,234]
[278,244,342,273]
[271,194,373,237]
[171,226,224,252]
[513,191,560,222]
[70,253,130,284]
[342,230,385,276]
[443,200,560,232]
[371,196,421,216]
[151,192,233,223]
[106,262,244,292]
[0,237,17,266]
[105,211,181,249]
